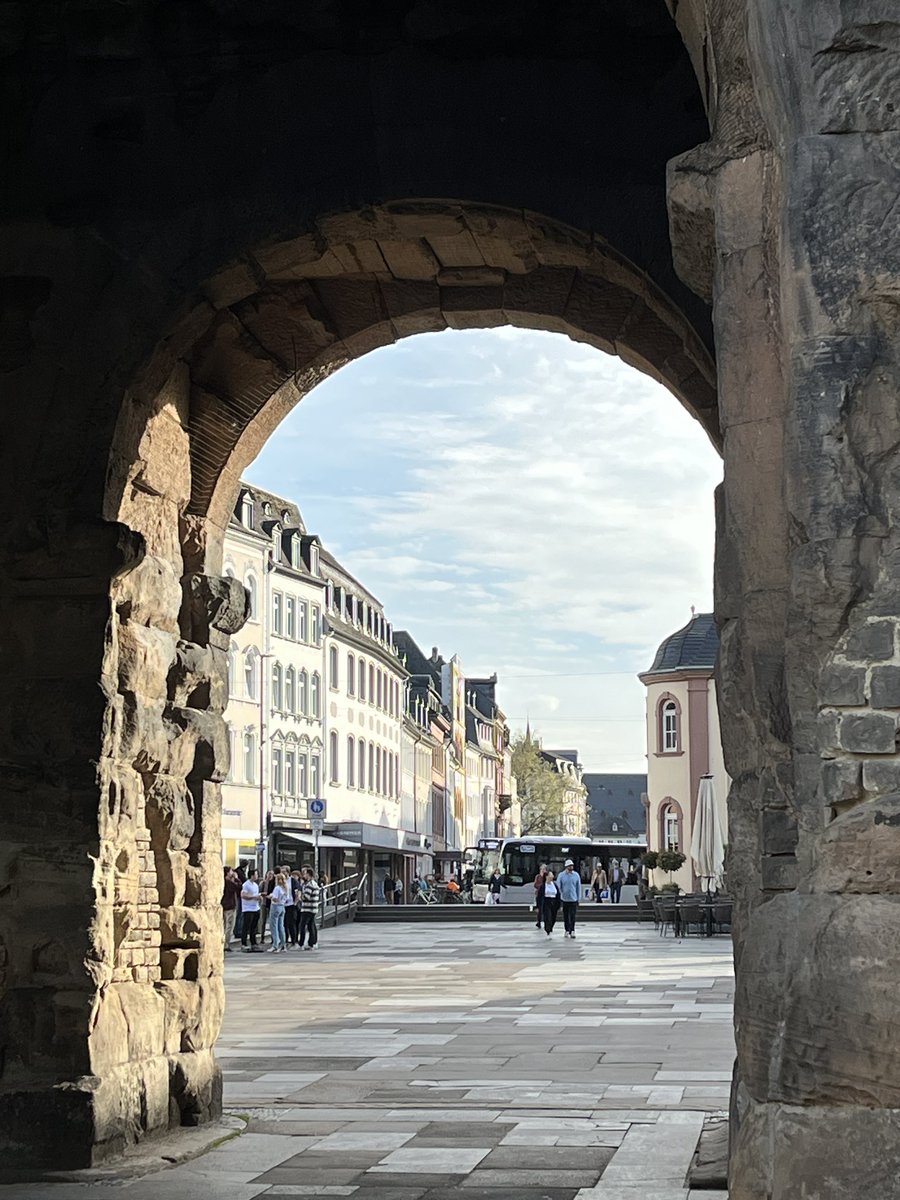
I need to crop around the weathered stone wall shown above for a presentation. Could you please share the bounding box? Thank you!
[669,2,900,1196]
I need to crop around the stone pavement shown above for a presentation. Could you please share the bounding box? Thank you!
[6,921,733,1199]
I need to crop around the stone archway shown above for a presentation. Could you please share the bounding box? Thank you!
[1,1,899,1194]
[88,202,719,1177]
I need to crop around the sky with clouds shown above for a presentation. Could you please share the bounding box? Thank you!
[244,327,722,774]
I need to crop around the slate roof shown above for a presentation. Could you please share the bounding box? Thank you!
[584,773,647,836]
[644,612,719,675]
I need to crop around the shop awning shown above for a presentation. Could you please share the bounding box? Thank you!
[277,831,362,849]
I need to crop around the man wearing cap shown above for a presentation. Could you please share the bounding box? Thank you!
[557,859,582,939]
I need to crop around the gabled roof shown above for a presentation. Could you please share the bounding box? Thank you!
[584,773,647,836]
[643,612,718,675]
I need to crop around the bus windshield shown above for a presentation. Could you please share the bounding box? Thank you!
[502,842,595,885]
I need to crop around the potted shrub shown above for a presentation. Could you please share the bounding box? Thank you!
[657,849,687,887]
[641,850,659,871]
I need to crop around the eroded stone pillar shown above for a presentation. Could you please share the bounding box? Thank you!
[0,361,247,1168]
[673,1,900,1195]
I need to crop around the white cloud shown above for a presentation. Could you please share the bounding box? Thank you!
[245,327,722,771]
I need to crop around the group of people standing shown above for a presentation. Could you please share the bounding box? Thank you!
[222,863,321,953]
[532,860,584,937]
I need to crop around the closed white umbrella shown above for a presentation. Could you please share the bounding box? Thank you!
[691,774,726,893]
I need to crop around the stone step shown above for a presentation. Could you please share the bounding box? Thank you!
[355,903,642,923]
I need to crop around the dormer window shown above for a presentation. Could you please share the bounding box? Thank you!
[282,509,290,523]
[291,533,302,569]
[310,544,320,575]
[262,501,272,516]
[240,492,254,528]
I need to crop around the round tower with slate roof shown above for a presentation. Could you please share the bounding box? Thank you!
[638,613,729,892]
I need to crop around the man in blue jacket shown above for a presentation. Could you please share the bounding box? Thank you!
[557,859,582,939]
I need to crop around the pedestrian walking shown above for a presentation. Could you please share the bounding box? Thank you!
[267,872,290,952]
[240,868,262,952]
[609,860,625,904]
[394,876,404,904]
[533,863,549,928]
[591,864,608,904]
[298,866,320,949]
[383,871,394,905]
[222,867,241,952]
[542,871,559,934]
[487,868,502,905]
[558,859,581,938]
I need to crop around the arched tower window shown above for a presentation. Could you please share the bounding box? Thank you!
[656,693,682,754]
[659,798,684,852]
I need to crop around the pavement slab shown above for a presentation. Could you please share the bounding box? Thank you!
[0,921,733,1200]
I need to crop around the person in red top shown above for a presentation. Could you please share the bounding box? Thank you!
[221,867,242,952]
[533,863,549,929]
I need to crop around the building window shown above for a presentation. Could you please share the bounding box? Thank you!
[241,492,254,527]
[311,672,321,718]
[299,752,308,797]
[311,605,320,645]
[272,592,282,635]
[394,752,400,798]
[285,667,295,714]
[243,731,256,784]
[330,731,338,783]
[347,652,356,696]
[285,596,296,639]
[245,573,258,621]
[298,669,309,716]
[227,643,238,697]
[272,662,283,710]
[291,533,301,568]
[358,658,366,701]
[285,749,296,796]
[658,695,681,753]
[375,746,382,794]
[377,670,383,710]
[310,544,320,575]
[311,753,321,799]
[347,735,356,786]
[387,751,393,797]
[368,743,374,792]
[244,648,259,699]
[272,745,284,795]
[298,601,308,642]
[359,739,366,790]
[663,803,681,851]
[329,645,339,690]
[369,664,375,704]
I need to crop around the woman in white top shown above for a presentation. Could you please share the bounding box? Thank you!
[542,871,560,935]
[268,872,290,953]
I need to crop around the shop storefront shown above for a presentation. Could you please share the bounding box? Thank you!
[270,828,361,883]
[335,823,432,903]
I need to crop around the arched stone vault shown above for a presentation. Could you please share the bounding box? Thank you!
[111,202,717,548]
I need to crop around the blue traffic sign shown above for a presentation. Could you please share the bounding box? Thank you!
[309,798,326,816]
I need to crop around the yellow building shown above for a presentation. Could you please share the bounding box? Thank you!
[639,612,729,892]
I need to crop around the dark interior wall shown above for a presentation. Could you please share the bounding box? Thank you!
[2,0,710,338]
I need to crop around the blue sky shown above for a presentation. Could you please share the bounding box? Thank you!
[245,327,722,773]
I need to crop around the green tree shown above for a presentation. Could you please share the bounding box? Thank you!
[511,731,568,834]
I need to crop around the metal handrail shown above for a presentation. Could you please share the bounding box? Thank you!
[318,871,366,924]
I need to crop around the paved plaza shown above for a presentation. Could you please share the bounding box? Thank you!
[8,921,734,1199]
